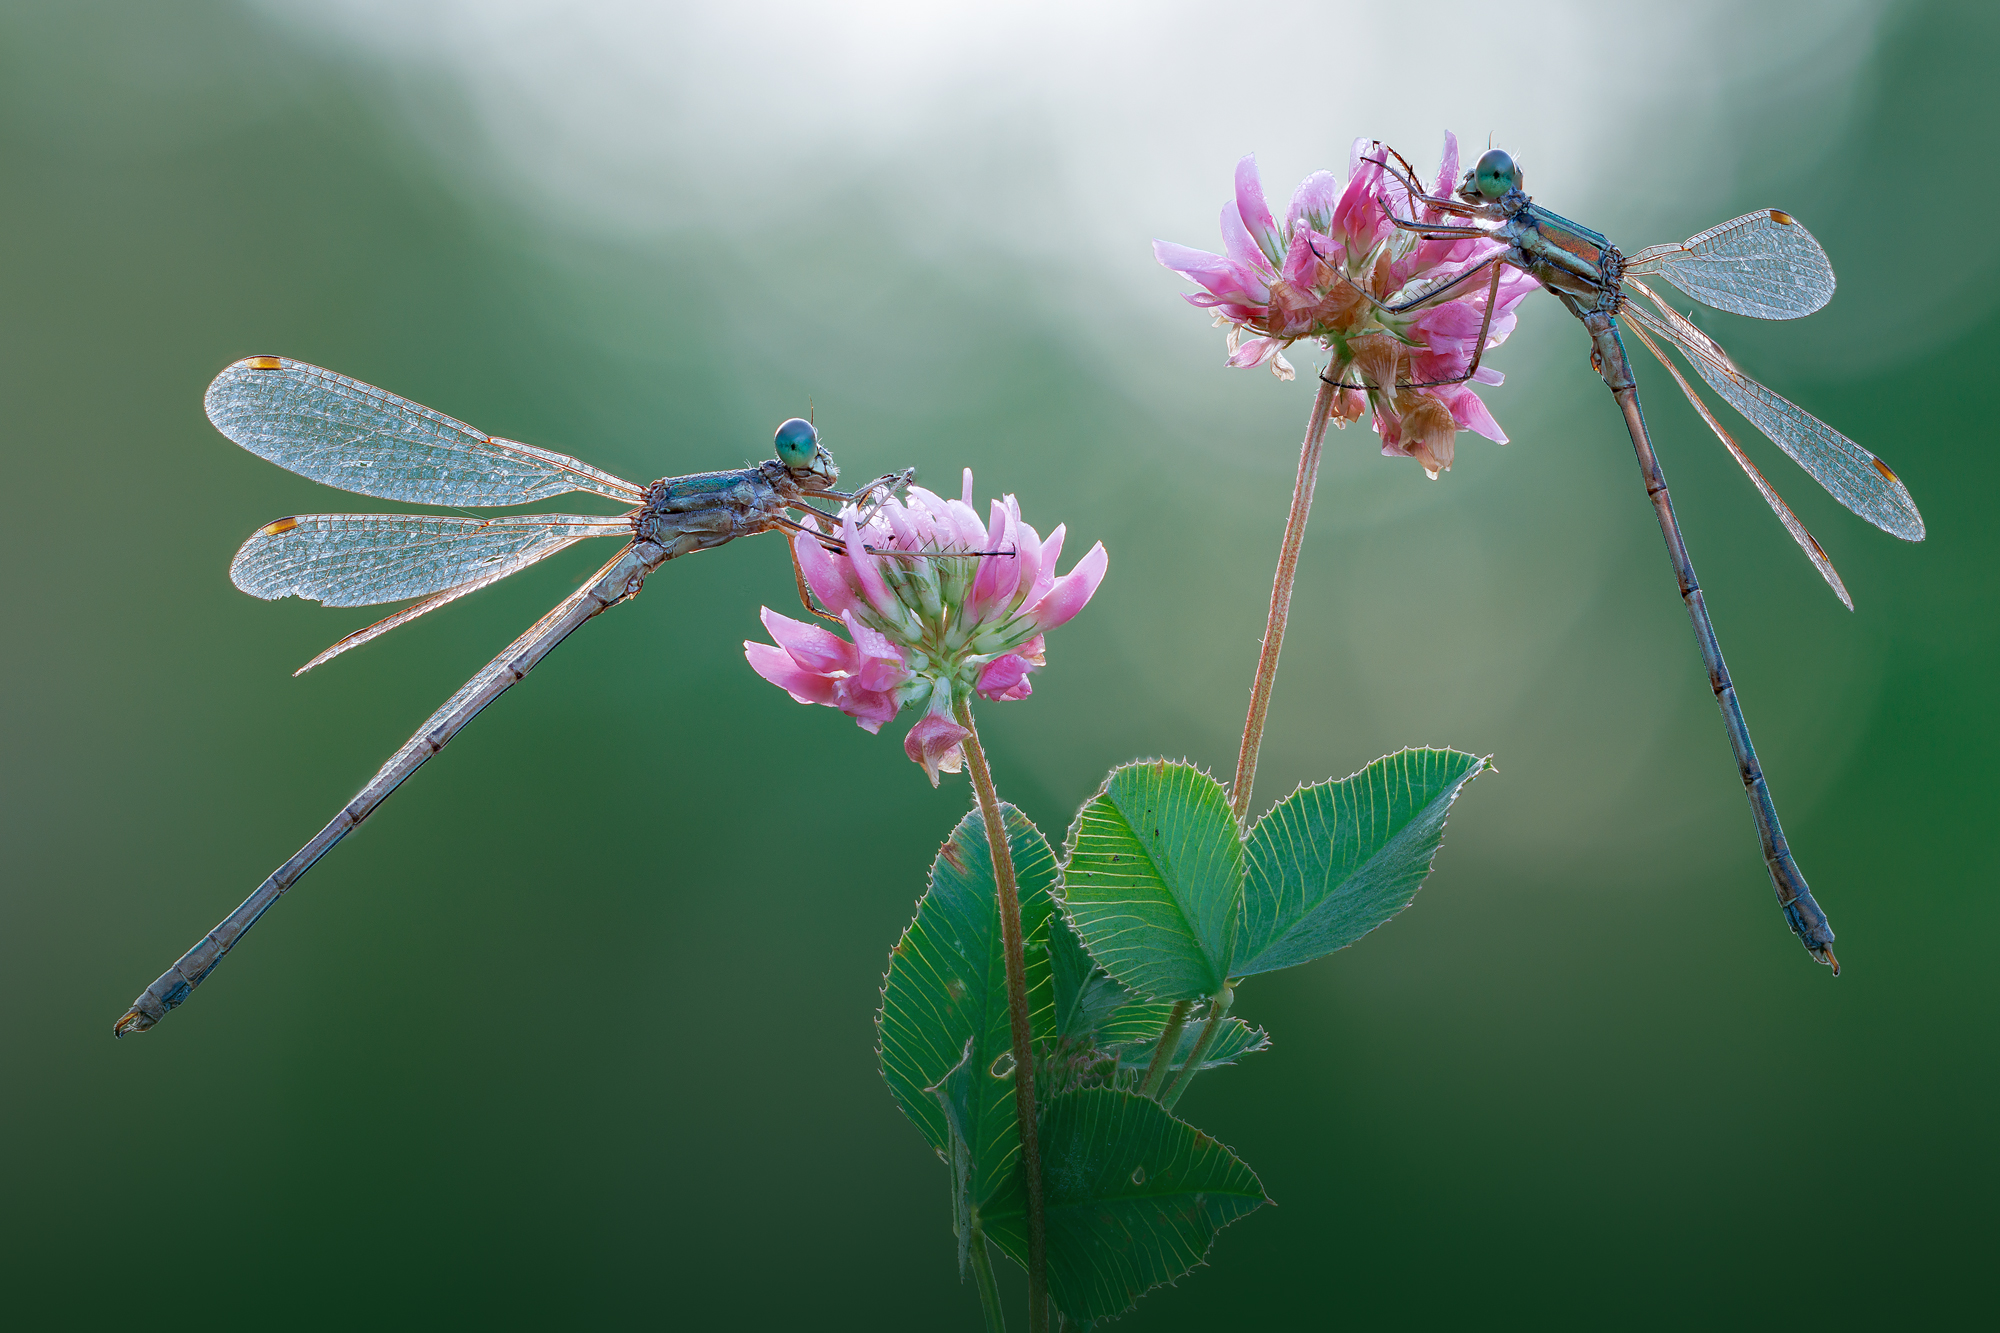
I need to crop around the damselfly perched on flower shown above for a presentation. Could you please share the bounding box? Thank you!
[115,356,914,1034]
[1155,141,1537,476]
[1347,139,1925,971]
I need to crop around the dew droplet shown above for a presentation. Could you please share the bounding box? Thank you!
[989,1051,1016,1079]
[1131,1165,1146,1186]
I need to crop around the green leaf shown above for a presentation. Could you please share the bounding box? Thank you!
[1094,999,1184,1047]
[1062,760,1242,1002]
[1111,1014,1269,1073]
[879,803,1056,1212]
[1234,747,1487,976]
[983,1088,1268,1324]
[1049,912,1130,1042]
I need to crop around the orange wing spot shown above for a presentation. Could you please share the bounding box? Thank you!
[1769,210,1795,226]
[1808,535,1828,560]
[258,517,301,537]
[1872,458,1900,482]
[246,355,283,370]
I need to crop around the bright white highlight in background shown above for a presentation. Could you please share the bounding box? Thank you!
[262,0,1889,300]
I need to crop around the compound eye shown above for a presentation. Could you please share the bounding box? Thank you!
[773,418,819,470]
[1473,149,1519,200]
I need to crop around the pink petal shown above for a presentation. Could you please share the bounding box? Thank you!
[970,498,1021,619]
[1446,387,1507,444]
[1031,541,1107,631]
[1331,151,1387,249]
[842,511,902,624]
[976,654,1037,702]
[1413,299,1487,340]
[904,484,953,528]
[1227,336,1283,369]
[1426,132,1460,222]
[842,610,910,693]
[1233,154,1283,267]
[1218,196,1267,276]
[1153,239,1233,282]
[904,711,970,787]
[941,497,988,551]
[1279,226,1318,289]
[1009,519,1044,614]
[1152,237,1224,276]
[831,679,900,733]
[883,496,923,551]
[1026,523,1064,607]
[793,526,860,619]
[760,606,857,675]
[744,640,838,706]
[1285,170,1342,236]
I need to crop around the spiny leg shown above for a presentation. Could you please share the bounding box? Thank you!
[1393,260,1507,388]
[1382,253,1508,317]
[1325,259,1509,395]
[786,533,842,622]
[1364,148,1487,219]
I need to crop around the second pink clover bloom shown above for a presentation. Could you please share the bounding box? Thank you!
[1154,133,1538,477]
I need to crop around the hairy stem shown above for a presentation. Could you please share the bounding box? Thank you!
[970,1226,1007,1333]
[1231,369,1341,830]
[955,698,1049,1333]
[1137,1000,1191,1100]
[1161,987,1233,1111]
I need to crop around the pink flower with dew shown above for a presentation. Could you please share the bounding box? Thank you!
[1154,133,1538,477]
[745,468,1107,785]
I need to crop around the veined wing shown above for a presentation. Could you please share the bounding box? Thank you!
[1625,281,1924,540]
[232,513,630,607]
[206,356,646,506]
[1624,210,1834,320]
[231,512,631,674]
[1622,316,1852,609]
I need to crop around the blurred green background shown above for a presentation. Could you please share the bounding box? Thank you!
[4,1,1994,1326]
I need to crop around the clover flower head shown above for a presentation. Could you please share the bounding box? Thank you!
[745,469,1107,785]
[1154,133,1539,477]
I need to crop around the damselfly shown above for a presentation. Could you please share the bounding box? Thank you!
[1355,144,1925,972]
[115,356,911,1034]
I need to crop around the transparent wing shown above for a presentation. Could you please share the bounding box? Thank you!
[230,513,631,674]
[1622,316,1852,608]
[289,557,603,676]
[1625,282,1924,540]
[205,356,645,506]
[231,513,630,607]
[1624,210,1834,320]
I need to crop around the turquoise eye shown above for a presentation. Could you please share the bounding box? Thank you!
[1473,149,1520,200]
[773,418,819,470]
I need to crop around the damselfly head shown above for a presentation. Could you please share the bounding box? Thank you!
[773,417,838,486]
[1462,148,1522,203]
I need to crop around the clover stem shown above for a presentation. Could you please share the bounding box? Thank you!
[1137,1000,1192,1100]
[1231,367,1341,831]
[970,1225,1007,1333]
[955,697,1049,1333]
[1161,986,1234,1111]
